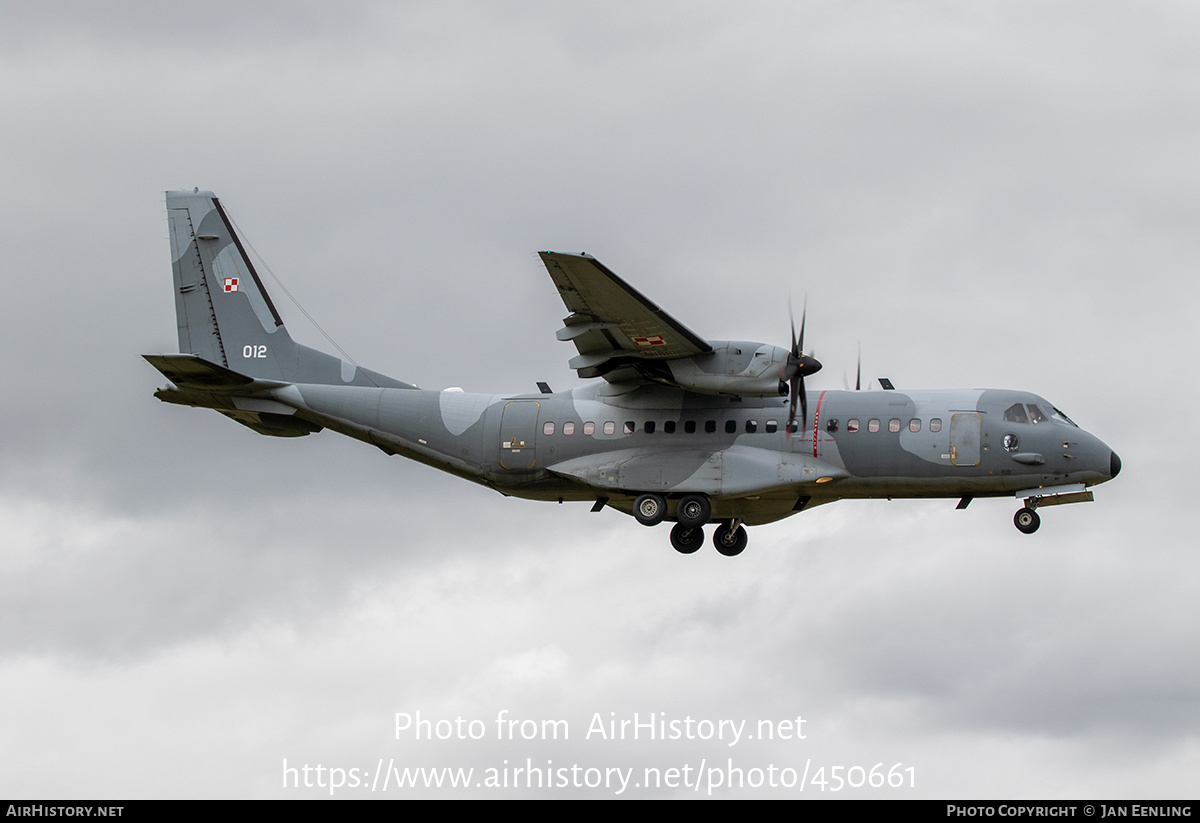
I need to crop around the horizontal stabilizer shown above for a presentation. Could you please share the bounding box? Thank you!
[142,353,285,393]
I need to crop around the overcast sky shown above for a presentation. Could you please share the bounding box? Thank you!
[2,0,1198,798]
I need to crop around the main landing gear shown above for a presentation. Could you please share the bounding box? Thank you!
[667,521,748,556]
[713,521,748,556]
[670,522,704,553]
[636,493,748,556]
[634,493,668,526]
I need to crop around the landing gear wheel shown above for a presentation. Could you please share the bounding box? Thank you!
[670,523,704,554]
[634,493,668,526]
[676,494,711,528]
[1014,507,1041,534]
[713,522,748,556]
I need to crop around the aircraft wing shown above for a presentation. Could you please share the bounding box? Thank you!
[539,252,712,382]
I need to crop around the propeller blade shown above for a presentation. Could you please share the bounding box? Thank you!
[788,298,798,358]
[799,376,808,434]
[797,296,808,356]
[855,342,861,391]
[788,373,798,436]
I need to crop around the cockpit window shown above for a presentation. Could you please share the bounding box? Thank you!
[1051,407,1078,427]
[1004,403,1029,424]
[1027,404,1048,424]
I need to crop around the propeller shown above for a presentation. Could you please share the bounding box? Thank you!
[842,343,864,391]
[782,298,823,434]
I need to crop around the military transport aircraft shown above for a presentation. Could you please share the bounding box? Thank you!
[145,190,1120,556]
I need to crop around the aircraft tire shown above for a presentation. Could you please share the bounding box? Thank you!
[634,493,668,526]
[713,522,748,556]
[670,523,704,554]
[676,494,711,528]
[1014,507,1040,534]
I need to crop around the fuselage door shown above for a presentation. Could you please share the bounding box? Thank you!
[949,412,981,466]
[499,400,540,470]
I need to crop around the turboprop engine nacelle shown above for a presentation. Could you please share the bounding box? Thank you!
[664,341,791,397]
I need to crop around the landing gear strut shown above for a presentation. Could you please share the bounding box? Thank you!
[1013,506,1040,534]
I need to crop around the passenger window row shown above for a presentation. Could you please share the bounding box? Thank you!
[541,418,783,436]
[845,418,942,434]
[540,417,945,436]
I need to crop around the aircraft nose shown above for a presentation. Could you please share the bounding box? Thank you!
[1110,450,1121,479]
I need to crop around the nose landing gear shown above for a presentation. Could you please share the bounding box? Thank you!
[1014,507,1040,534]
[1011,484,1095,534]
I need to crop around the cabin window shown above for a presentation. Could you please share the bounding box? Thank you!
[624,421,635,435]
[705,420,717,433]
[563,422,575,435]
[868,419,881,433]
[1004,403,1029,424]
[645,421,656,434]
[583,421,595,435]
[745,420,758,433]
[909,418,921,432]
[664,420,676,433]
[929,418,942,432]
[543,422,554,436]
[847,419,860,432]
[765,420,778,433]
[603,422,615,435]
[684,420,697,434]
[725,420,737,434]
[889,418,901,433]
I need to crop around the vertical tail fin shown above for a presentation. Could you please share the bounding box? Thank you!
[167,189,299,381]
[163,190,409,389]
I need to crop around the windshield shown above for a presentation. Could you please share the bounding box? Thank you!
[1050,406,1078,427]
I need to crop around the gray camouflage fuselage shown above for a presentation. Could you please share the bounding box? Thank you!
[275,381,1115,526]
[146,190,1119,550]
